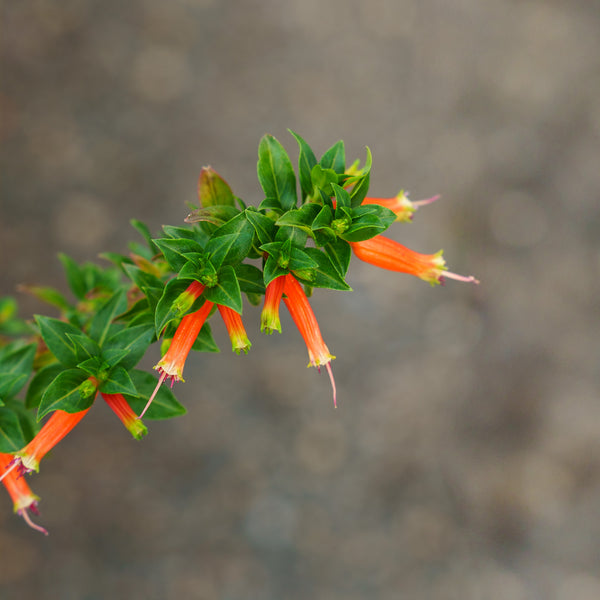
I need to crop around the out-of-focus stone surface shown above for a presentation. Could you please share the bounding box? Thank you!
[1,1,599,598]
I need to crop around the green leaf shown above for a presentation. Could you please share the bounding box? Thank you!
[311,164,339,197]
[263,255,288,287]
[99,366,138,396]
[124,370,186,420]
[155,278,196,336]
[153,237,206,272]
[0,407,27,453]
[257,134,297,211]
[203,265,243,313]
[244,207,276,245]
[331,183,351,209]
[348,147,372,207]
[288,247,319,271]
[339,205,396,242]
[66,333,101,363]
[130,219,160,254]
[25,363,63,409]
[0,297,18,323]
[205,212,255,268]
[275,225,308,248]
[320,140,345,174]
[102,324,155,370]
[323,239,352,277]
[289,130,318,201]
[0,374,27,399]
[196,166,236,207]
[162,225,209,246]
[0,341,36,376]
[275,202,321,234]
[191,322,220,353]
[37,369,93,420]
[90,290,128,347]
[293,248,352,291]
[35,315,82,367]
[76,356,104,377]
[58,253,87,300]
[18,285,72,312]
[234,264,266,295]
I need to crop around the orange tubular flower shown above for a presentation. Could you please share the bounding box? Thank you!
[102,393,148,440]
[350,235,479,286]
[0,408,91,480]
[218,305,251,354]
[261,275,286,334]
[0,453,47,535]
[283,273,337,407]
[362,191,440,223]
[140,299,215,419]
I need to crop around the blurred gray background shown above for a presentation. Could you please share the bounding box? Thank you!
[1,1,599,599]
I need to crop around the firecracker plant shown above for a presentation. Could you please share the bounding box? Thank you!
[0,132,478,534]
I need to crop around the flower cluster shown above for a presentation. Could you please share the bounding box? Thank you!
[0,132,478,534]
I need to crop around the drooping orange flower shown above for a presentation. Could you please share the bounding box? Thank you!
[261,275,286,334]
[0,408,92,478]
[282,273,337,407]
[362,191,440,222]
[0,453,47,535]
[102,393,147,439]
[350,235,479,286]
[140,299,214,418]
[218,305,251,354]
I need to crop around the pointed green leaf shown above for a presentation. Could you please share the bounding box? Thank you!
[324,239,352,278]
[155,278,196,336]
[275,202,321,234]
[234,264,266,295]
[257,134,297,211]
[102,324,155,370]
[66,333,101,363]
[331,183,351,209]
[288,247,319,271]
[153,237,206,272]
[263,255,288,287]
[162,224,210,246]
[244,207,276,245]
[311,164,339,197]
[99,366,138,396]
[130,219,160,254]
[25,363,63,409]
[37,369,93,420]
[203,265,242,313]
[90,290,127,347]
[205,212,255,268]
[320,140,345,173]
[0,374,27,399]
[289,130,318,201]
[191,322,220,353]
[18,285,71,312]
[339,205,396,242]
[348,147,372,207]
[275,225,308,248]
[124,370,186,420]
[195,166,236,207]
[58,253,87,300]
[293,248,352,291]
[0,407,27,453]
[35,315,82,367]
